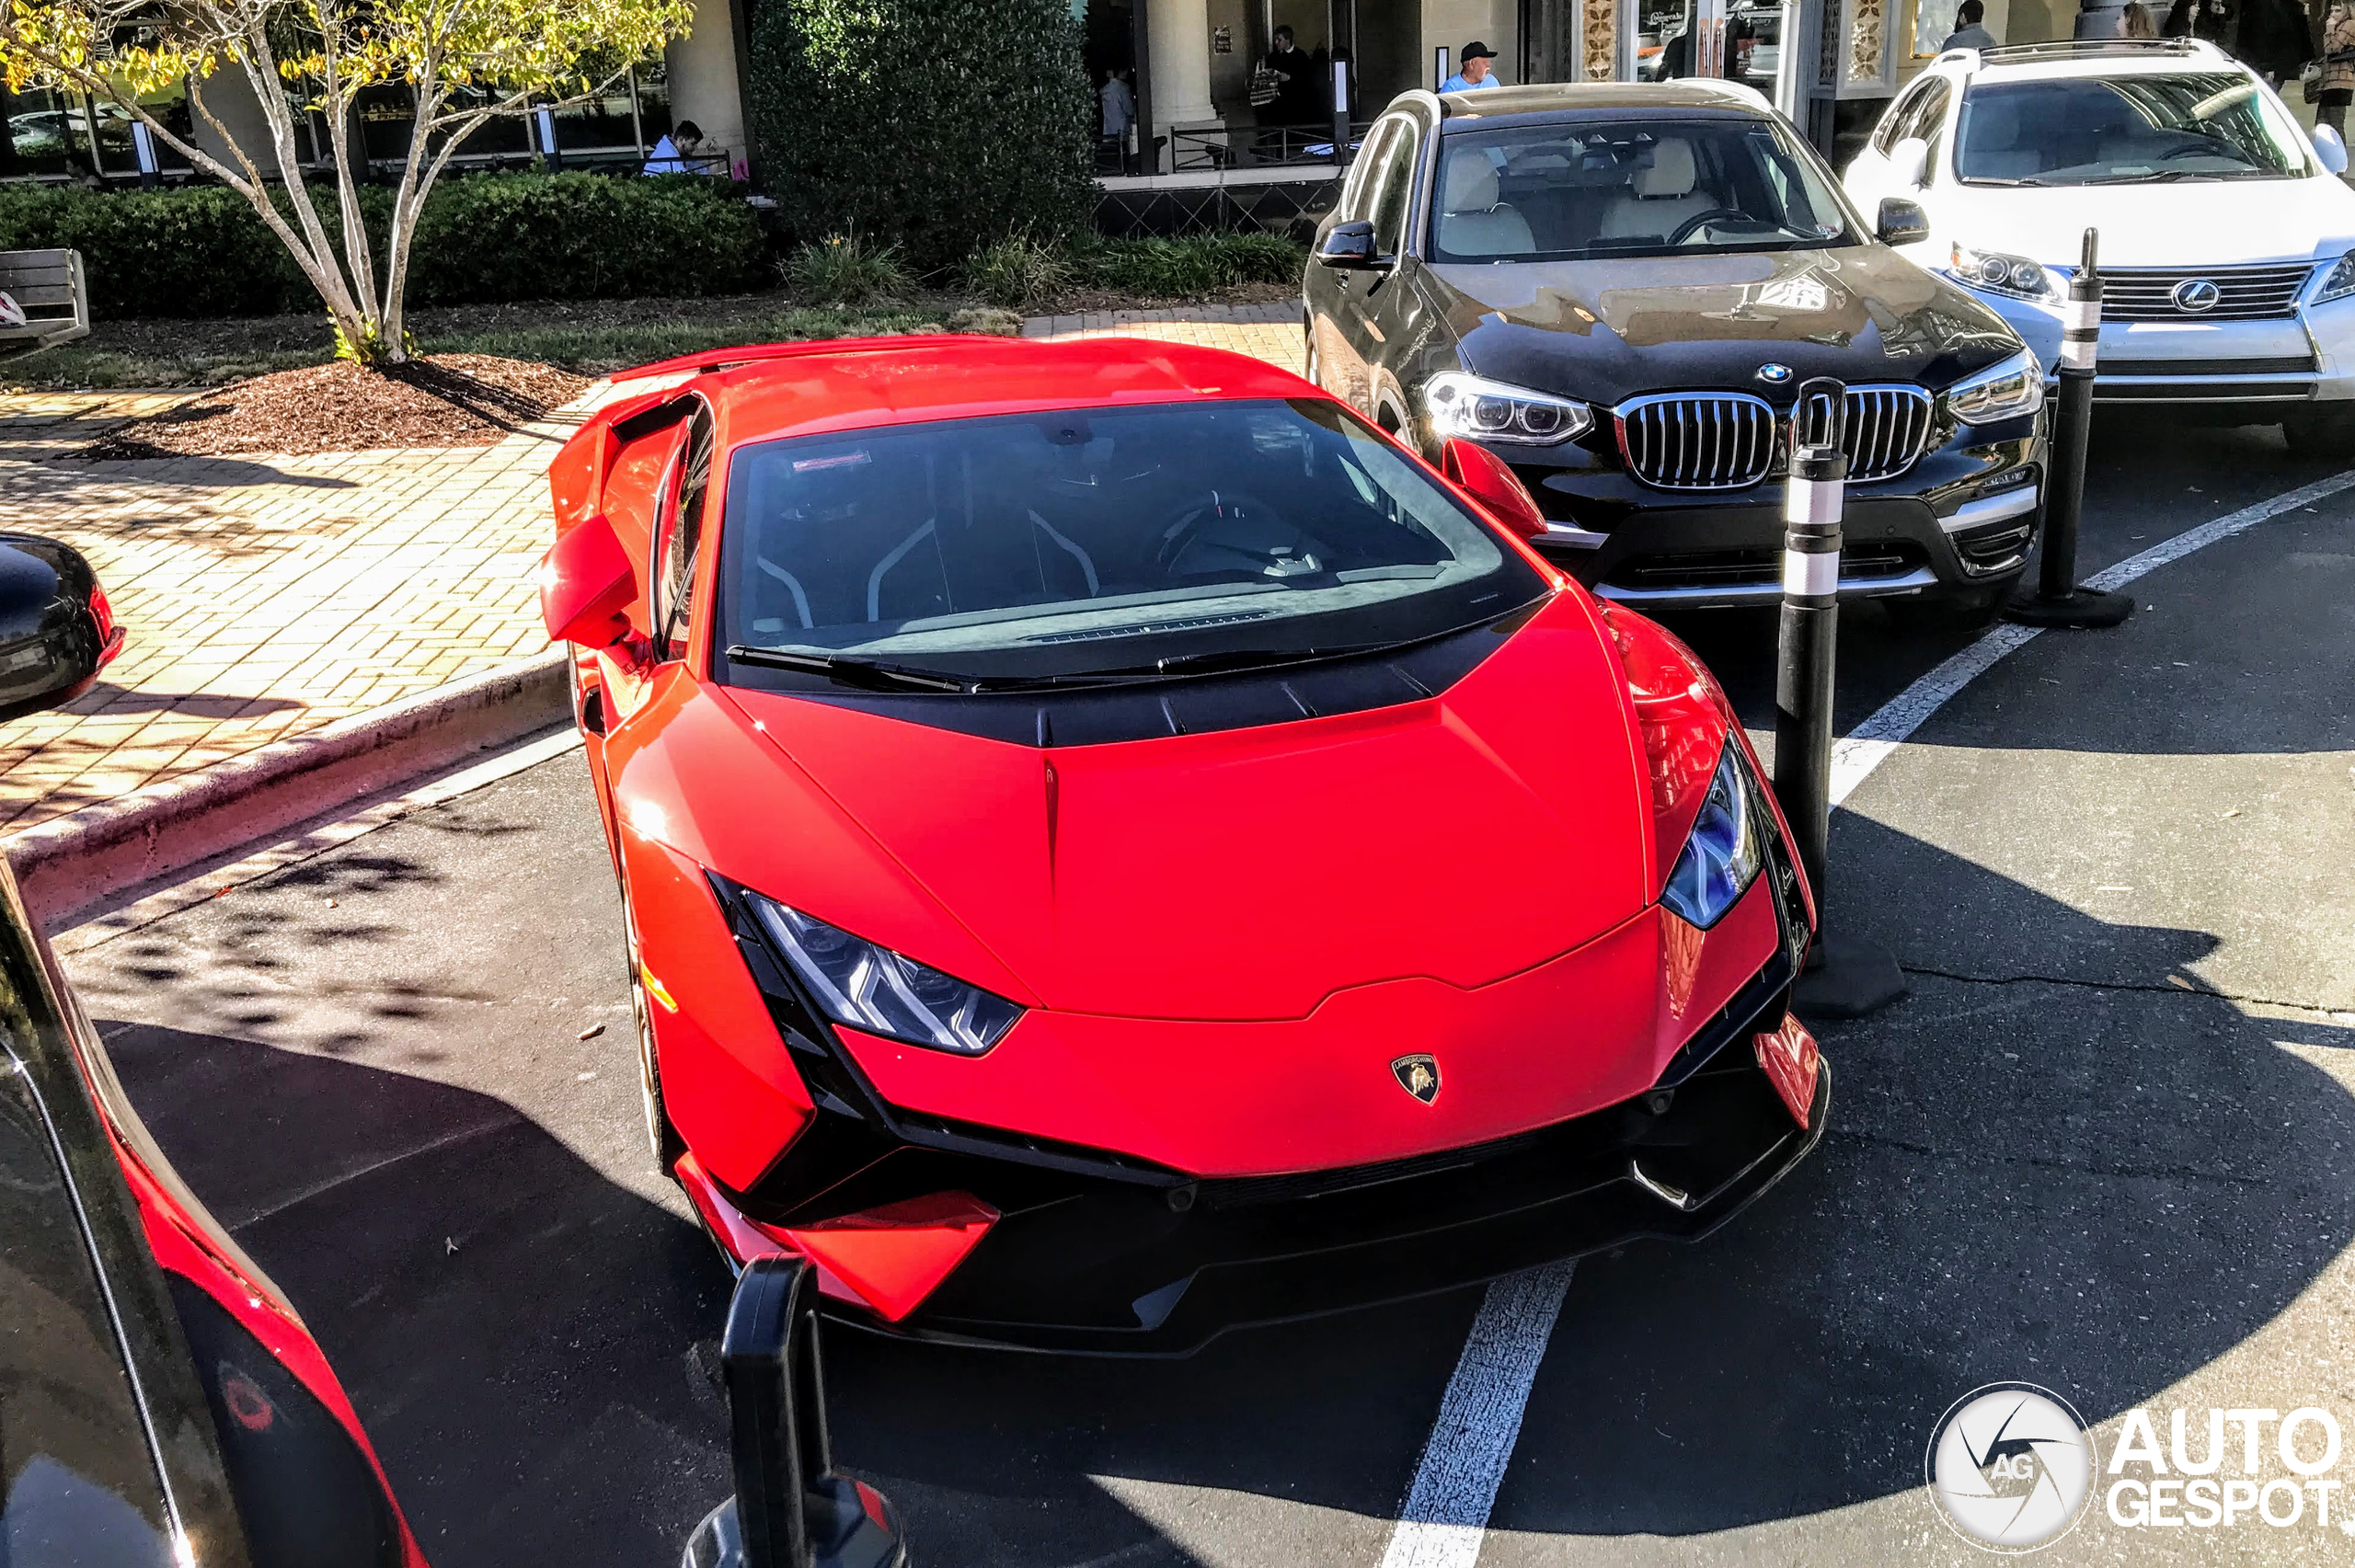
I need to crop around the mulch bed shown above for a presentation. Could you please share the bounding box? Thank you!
[75,354,591,460]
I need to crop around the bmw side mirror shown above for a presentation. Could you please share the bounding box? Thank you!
[683,1255,907,1568]
[0,532,123,725]
[539,511,638,648]
[1316,219,1387,270]
[1876,198,1930,248]
[1441,439,1549,542]
[2315,123,2349,177]
[1889,136,1930,190]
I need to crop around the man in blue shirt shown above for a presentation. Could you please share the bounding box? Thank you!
[1441,41,1503,92]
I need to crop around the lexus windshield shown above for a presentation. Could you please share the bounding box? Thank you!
[1955,74,2310,186]
[1426,118,1857,263]
[714,398,1545,686]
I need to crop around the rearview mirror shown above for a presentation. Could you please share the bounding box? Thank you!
[1442,439,1548,542]
[1876,197,1930,247]
[1889,136,1930,190]
[2316,123,2349,177]
[538,512,637,648]
[1316,219,1387,269]
[0,532,123,725]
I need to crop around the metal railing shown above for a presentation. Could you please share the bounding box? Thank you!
[1168,121,1373,172]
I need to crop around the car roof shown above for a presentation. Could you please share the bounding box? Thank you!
[632,336,1321,449]
[1934,37,2246,83]
[1433,80,1772,121]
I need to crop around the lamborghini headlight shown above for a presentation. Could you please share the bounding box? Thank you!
[1946,349,2046,425]
[748,893,1022,1056]
[2311,249,2355,306]
[1421,372,1592,444]
[1660,741,1768,931]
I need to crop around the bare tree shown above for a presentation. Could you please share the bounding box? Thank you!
[0,0,692,361]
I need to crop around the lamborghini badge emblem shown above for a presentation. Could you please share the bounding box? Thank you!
[1392,1054,1441,1104]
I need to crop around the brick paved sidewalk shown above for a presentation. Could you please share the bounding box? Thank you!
[0,394,589,839]
[1021,300,1303,373]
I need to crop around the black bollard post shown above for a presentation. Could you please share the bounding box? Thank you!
[2005,227,2134,629]
[1776,379,1908,1022]
[683,1255,909,1568]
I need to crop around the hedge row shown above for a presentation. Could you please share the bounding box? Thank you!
[0,173,767,319]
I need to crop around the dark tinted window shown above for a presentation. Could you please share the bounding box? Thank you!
[716,398,1544,685]
[1370,125,1419,254]
[656,400,715,660]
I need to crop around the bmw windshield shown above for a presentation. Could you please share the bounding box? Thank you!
[1955,74,2312,186]
[713,398,1546,688]
[1426,118,1858,263]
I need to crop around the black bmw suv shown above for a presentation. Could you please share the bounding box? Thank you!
[1304,80,2049,616]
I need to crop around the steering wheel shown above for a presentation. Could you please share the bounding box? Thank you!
[1668,208,1752,246]
[1153,490,1293,576]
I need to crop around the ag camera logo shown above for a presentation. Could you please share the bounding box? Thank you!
[1925,1383,2098,1551]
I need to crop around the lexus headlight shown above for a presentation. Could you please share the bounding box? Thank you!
[1660,741,1768,931]
[1947,243,2058,302]
[1422,372,1592,444]
[1946,349,2046,425]
[749,893,1022,1056]
[2311,250,2355,305]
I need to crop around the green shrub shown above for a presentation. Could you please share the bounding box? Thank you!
[747,0,1094,269]
[959,231,1072,307]
[787,230,913,304]
[0,173,765,319]
[406,173,764,303]
[1071,233,1307,298]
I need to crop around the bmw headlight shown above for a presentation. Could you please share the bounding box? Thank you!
[2311,250,2355,305]
[1660,741,1768,931]
[1946,349,2046,425]
[748,893,1023,1056]
[1947,244,2058,302]
[1421,372,1592,444]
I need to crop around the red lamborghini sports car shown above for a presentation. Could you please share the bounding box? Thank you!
[540,335,1828,1354]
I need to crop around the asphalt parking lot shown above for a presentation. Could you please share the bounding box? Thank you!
[60,409,2355,1566]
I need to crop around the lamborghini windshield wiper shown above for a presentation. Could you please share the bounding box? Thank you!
[725,646,971,692]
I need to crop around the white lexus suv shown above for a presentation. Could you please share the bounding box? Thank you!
[1844,38,2355,456]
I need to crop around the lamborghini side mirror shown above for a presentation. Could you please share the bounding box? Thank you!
[539,512,637,648]
[0,532,123,725]
[1442,439,1548,541]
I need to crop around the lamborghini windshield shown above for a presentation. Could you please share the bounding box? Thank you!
[1426,118,1857,263]
[713,398,1545,686]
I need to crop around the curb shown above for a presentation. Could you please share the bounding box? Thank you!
[6,649,570,930]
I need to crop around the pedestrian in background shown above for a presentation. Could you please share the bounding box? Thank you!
[1441,40,1503,92]
[642,121,706,175]
[2315,0,2355,134]
[1100,67,1135,172]
[1262,26,1320,125]
[2234,0,2315,82]
[1944,0,2000,49]
[2120,2,2159,36]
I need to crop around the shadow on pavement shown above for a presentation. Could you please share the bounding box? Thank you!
[1485,812,2354,1539]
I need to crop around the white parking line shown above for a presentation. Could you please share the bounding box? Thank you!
[1378,1262,1576,1568]
[1383,467,2355,1563]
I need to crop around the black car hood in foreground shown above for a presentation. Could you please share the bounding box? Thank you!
[1426,244,2022,406]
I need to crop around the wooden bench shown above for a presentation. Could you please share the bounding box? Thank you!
[0,249,88,360]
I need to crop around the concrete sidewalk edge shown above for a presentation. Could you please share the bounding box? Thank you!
[6,649,569,929]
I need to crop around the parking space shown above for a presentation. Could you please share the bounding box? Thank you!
[56,409,2355,1565]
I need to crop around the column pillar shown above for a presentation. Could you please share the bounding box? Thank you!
[1146,0,1217,130]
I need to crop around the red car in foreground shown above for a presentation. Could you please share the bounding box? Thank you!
[542,336,1828,1354]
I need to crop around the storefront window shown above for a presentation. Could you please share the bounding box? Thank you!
[1,85,87,180]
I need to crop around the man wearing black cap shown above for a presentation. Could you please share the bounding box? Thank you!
[1441,40,1502,92]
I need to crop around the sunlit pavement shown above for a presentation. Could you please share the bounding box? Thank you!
[60,410,2355,1565]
